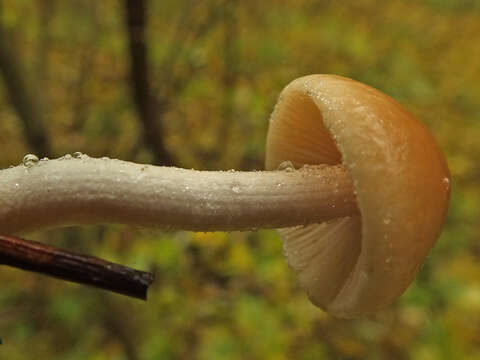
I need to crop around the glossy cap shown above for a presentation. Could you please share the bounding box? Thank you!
[265,75,450,318]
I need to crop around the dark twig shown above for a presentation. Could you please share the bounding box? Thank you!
[0,234,154,300]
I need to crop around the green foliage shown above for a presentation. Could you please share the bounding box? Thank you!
[0,0,479,358]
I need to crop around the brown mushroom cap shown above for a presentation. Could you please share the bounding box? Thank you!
[265,74,450,318]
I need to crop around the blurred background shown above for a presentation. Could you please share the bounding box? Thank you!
[0,0,479,359]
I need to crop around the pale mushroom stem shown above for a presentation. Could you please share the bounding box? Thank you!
[0,156,358,234]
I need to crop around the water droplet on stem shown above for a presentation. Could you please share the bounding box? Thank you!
[277,160,295,172]
[22,154,39,167]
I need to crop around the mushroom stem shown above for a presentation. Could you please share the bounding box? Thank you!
[0,156,358,234]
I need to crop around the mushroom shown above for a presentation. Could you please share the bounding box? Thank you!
[0,75,450,318]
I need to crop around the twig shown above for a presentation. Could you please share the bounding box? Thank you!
[0,234,154,300]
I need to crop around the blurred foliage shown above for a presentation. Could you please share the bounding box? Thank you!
[0,0,479,359]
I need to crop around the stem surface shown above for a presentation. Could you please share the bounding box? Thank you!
[0,156,358,233]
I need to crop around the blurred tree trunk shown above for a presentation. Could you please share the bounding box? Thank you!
[100,295,141,360]
[0,23,51,157]
[123,0,175,166]
[219,0,239,163]
[35,0,53,113]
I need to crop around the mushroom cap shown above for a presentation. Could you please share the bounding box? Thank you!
[265,74,450,318]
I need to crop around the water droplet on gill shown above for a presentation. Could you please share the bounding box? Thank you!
[40,157,49,161]
[64,154,72,160]
[383,216,391,225]
[14,183,19,188]
[232,185,240,193]
[277,160,295,172]
[385,257,392,264]
[73,151,83,158]
[8,165,14,169]
[22,154,39,167]
[101,156,109,160]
